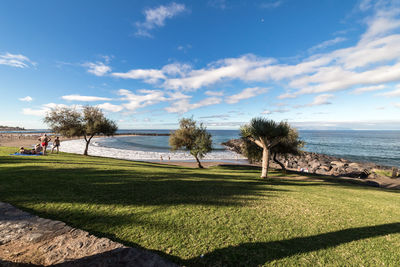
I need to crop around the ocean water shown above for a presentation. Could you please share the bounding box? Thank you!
[58,130,400,167]
[300,130,400,167]
[96,130,238,152]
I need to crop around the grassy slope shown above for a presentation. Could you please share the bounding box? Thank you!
[0,147,399,266]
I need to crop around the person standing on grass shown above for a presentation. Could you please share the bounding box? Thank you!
[38,134,51,155]
[51,136,60,154]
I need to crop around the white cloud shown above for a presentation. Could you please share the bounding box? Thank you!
[119,89,166,111]
[278,92,297,99]
[112,69,166,83]
[62,94,112,102]
[274,102,287,107]
[165,91,191,100]
[19,96,33,102]
[162,63,191,76]
[351,84,386,94]
[97,103,123,112]
[259,1,282,9]
[163,55,275,91]
[262,108,289,114]
[177,44,192,52]
[199,114,230,119]
[293,94,334,108]
[0,52,36,68]
[83,61,111,76]
[208,0,227,9]
[378,86,400,97]
[165,97,221,113]
[22,103,82,117]
[360,8,400,43]
[359,0,373,11]
[226,87,268,104]
[308,37,347,52]
[205,90,224,96]
[112,55,276,91]
[22,108,48,116]
[307,94,334,106]
[135,2,186,37]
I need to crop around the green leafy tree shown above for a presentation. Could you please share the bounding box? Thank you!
[240,118,290,178]
[241,125,304,173]
[44,106,118,155]
[169,118,212,168]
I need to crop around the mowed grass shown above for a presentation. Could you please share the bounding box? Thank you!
[0,147,399,266]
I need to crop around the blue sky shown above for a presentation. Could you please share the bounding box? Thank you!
[1,0,400,129]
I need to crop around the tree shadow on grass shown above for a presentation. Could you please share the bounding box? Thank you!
[2,156,400,266]
[184,222,400,266]
[2,222,398,266]
[1,158,387,212]
[0,163,288,208]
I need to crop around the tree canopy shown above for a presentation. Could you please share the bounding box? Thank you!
[241,124,304,172]
[240,118,290,178]
[169,118,212,168]
[44,106,117,155]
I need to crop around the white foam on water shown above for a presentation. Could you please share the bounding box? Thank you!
[60,138,246,162]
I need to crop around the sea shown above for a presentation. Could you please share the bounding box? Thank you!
[6,129,400,167]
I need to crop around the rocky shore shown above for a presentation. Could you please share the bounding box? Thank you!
[222,139,397,182]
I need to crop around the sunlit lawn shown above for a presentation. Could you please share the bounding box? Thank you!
[0,146,399,266]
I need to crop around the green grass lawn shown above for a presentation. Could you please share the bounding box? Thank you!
[1,147,399,266]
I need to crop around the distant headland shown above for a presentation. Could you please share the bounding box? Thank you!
[0,126,25,131]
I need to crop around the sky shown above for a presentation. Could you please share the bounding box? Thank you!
[1,0,400,130]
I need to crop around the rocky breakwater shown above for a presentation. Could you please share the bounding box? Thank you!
[222,139,389,181]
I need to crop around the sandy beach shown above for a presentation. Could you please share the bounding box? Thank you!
[0,133,150,148]
[0,133,80,148]
[0,133,242,167]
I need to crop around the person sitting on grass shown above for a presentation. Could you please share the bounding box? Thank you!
[35,143,42,154]
[19,146,36,155]
[51,136,60,154]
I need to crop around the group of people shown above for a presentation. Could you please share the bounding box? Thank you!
[19,134,61,155]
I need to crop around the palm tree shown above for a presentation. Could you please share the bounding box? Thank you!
[241,118,290,178]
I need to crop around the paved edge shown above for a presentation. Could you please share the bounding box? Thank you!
[0,202,178,267]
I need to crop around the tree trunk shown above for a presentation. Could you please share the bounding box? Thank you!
[84,141,90,156]
[261,147,270,178]
[273,152,286,174]
[83,135,94,156]
[194,155,204,168]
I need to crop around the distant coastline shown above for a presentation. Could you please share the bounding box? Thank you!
[0,126,25,131]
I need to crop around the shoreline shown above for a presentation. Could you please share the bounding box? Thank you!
[2,133,398,169]
[58,138,247,163]
[0,133,154,148]
[1,133,399,189]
